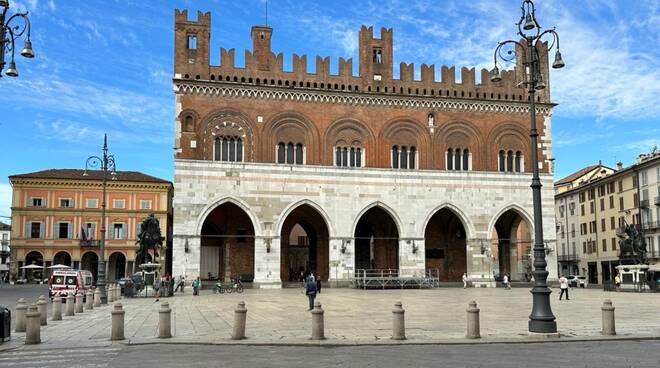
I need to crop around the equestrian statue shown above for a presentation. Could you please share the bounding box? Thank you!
[618,222,647,264]
[136,214,164,265]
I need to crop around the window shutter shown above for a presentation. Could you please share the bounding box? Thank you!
[122,224,127,239]
[39,222,44,239]
[53,222,57,239]
[68,223,73,239]
[136,223,141,240]
[25,222,29,238]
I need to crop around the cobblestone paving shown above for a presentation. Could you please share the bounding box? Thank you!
[3,286,659,350]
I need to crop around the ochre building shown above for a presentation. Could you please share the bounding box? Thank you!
[172,10,558,287]
[9,169,173,282]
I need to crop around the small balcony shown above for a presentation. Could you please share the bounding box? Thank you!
[648,250,660,260]
[644,221,660,231]
[640,199,649,209]
[80,240,100,247]
[558,254,580,262]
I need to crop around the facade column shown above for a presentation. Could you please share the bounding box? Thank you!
[398,239,425,277]
[328,238,354,286]
[253,237,281,288]
[467,238,495,288]
[172,236,200,280]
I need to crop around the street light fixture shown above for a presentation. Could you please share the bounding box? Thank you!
[491,0,565,334]
[1,0,35,78]
[84,134,117,305]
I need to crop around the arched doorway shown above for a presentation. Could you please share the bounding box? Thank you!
[280,204,330,283]
[108,252,126,281]
[424,208,467,281]
[81,251,99,282]
[201,202,255,283]
[354,206,399,271]
[53,251,72,266]
[24,251,44,281]
[492,209,532,281]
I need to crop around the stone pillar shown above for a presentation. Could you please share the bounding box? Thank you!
[158,302,172,338]
[25,304,41,344]
[392,302,406,340]
[601,299,616,335]
[467,238,495,288]
[85,290,93,310]
[94,288,101,308]
[111,303,125,341]
[51,296,62,321]
[466,301,480,339]
[108,285,114,303]
[232,301,247,340]
[311,300,324,340]
[65,293,74,316]
[15,298,27,332]
[172,235,201,282]
[75,291,84,314]
[398,239,425,277]
[252,237,282,288]
[328,238,355,286]
[37,295,47,326]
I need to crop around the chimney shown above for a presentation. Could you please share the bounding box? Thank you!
[616,162,623,170]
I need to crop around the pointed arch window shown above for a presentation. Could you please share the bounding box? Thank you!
[286,143,295,164]
[276,141,305,165]
[498,150,506,172]
[463,149,469,170]
[515,151,522,172]
[506,150,514,172]
[277,142,286,164]
[295,143,304,165]
[392,145,416,169]
[447,148,472,171]
[392,146,399,168]
[446,149,453,170]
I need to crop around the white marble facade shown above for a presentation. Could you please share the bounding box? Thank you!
[172,160,558,288]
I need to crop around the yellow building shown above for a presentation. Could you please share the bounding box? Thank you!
[9,169,172,283]
[555,153,660,284]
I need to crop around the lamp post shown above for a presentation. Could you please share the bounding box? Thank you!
[490,0,565,334]
[84,134,117,305]
[1,0,35,77]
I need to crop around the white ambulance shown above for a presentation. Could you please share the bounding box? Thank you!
[49,270,94,300]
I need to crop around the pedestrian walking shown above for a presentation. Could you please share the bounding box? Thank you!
[192,277,201,296]
[502,274,510,290]
[462,273,468,289]
[559,274,569,300]
[305,276,317,311]
[316,275,322,294]
[614,273,621,292]
[154,275,162,301]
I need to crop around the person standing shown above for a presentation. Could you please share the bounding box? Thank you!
[462,273,468,289]
[316,274,322,294]
[192,276,201,296]
[614,273,621,292]
[502,274,510,290]
[305,276,317,311]
[559,274,569,300]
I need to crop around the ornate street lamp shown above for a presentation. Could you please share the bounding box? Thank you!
[1,0,35,78]
[490,0,565,334]
[84,134,117,305]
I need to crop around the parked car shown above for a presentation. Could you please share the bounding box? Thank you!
[566,275,587,288]
[575,276,587,288]
[49,270,94,300]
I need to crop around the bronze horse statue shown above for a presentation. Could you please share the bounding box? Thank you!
[618,224,647,264]
[136,214,164,265]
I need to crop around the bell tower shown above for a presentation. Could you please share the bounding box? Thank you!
[251,26,273,71]
[174,9,211,80]
[359,26,393,85]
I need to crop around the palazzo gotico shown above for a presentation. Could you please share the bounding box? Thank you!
[171,9,558,288]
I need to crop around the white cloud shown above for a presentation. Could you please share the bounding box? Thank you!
[613,138,660,152]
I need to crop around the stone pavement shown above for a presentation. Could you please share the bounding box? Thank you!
[2,286,659,350]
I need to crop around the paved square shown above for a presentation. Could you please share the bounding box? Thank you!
[4,286,660,349]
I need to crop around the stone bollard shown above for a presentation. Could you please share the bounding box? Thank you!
[65,293,75,316]
[85,290,93,310]
[75,291,84,314]
[111,303,125,341]
[116,284,121,300]
[52,297,62,321]
[37,295,48,326]
[158,302,172,338]
[232,301,248,340]
[15,298,27,332]
[392,302,406,340]
[601,299,616,335]
[108,285,115,303]
[25,304,41,344]
[93,288,101,308]
[466,301,481,339]
[311,300,325,340]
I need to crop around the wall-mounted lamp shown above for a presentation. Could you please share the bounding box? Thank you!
[411,241,418,254]
[184,238,190,253]
[480,240,486,255]
[341,239,350,254]
[265,238,271,253]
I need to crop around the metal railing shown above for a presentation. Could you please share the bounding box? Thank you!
[557,254,579,262]
[352,269,439,289]
[643,221,660,231]
[80,240,100,247]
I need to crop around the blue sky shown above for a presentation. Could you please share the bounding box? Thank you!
[1,0,659,219]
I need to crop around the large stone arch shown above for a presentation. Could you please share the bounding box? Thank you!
[420,202,475,240]
[276,199,335,239]
[351,201,403,237]
[423,204,471,281]
[433,120,483,170]
[488,203,535,281]
[196,196,262,236]
[486,122,530,172]
[52,250,72,266]
[352,202,402,271]
[324,117,376,167]
[379,117,431,168]
[263,111,321,164]
[199,108,257,162]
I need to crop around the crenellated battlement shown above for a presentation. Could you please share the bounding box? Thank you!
[174,9,551,103]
